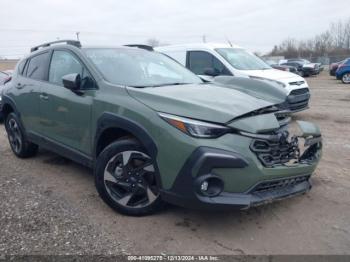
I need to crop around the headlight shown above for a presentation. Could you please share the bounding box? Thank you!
[158,112,230,138]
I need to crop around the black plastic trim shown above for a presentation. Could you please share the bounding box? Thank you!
[160,146,312,210]
[27,131,93,168]
[94,112,162,187]
[94,112,157,159]
[160,147,250,209]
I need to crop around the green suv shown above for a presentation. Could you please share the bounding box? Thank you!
[1,40,322,216]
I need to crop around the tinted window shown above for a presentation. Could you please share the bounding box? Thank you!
[17,59,27,75]
[188,51,231,76]
[26,52,49,80]
[49,50,94,88]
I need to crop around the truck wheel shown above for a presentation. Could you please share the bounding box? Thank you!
[5,113,38,158]
[95,139,164,216]
[341,73,350,84]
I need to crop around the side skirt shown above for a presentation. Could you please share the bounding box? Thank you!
[27,132,94,168]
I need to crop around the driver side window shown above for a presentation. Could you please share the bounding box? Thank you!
[187,51,231,76]
[49,50,94,89]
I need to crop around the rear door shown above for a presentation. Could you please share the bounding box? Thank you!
[13,52,50,133]
[39,49,95,154]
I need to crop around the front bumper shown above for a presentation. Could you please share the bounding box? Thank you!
[278,88,310,113]
[160,147,316,210]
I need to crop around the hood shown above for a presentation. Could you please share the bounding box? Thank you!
[245,68,302,81]
[127,83,274,123]
[213,76,287,103]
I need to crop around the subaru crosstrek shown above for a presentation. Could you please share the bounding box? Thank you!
[1,40,322,216]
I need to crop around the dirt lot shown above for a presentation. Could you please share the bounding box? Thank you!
[0,71,350,255]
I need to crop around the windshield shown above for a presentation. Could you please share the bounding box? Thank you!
[84,48,202,87]
[215,48,271,70]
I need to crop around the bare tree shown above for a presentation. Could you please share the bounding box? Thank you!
[268,17,350,59]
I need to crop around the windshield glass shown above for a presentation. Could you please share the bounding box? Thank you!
[84,48,202,87]
[215,48,271,70]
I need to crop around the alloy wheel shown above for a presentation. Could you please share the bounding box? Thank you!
[342,73,350,84]
[7,118,23,154]
[103,150,159,208]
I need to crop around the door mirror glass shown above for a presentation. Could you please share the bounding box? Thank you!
[62,73,81,91]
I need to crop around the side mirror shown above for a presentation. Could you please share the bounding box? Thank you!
[62,73,81,91]
[203,68,220,77]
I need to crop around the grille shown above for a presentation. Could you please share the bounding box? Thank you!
[289,100,309,111]
[250,132,300,167]
[250,175,310,193]
[290,88,309,95]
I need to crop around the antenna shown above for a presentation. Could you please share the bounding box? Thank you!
[225,36,233,47]
[76,32,80,41]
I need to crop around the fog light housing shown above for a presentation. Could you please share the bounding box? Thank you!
[201,181,209,191]
[196,175,224,197]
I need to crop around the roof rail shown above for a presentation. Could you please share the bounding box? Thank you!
[30,40,82,52]
[124,44,154,51]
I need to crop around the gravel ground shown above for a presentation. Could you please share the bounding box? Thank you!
[0,71,350,255]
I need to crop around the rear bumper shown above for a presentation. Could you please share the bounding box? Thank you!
[160,147,315,210]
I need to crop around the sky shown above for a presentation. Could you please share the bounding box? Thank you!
[0,0,349,59]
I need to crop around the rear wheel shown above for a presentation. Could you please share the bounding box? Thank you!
[5,113,38,158]
[95,139,164,216]
[341,73,350,84]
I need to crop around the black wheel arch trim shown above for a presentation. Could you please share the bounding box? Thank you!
[1,95,20,117]
[94,112,158,159]
[1,95,29,141]
[94,112,162,187]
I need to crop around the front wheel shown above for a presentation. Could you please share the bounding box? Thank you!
[341,73,350,84]
[95,139,164,216]
[5,113,38,158]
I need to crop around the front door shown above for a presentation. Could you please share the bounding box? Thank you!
[39,50,96,155]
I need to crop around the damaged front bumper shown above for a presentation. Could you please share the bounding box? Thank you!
[160,120,322,210]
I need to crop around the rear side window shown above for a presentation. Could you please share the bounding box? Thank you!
[25,52,50,80]
[187,51,231,76]
[17,59,27,75]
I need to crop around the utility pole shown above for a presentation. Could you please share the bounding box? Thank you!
[202,35,206,43]
[76,32,80,41]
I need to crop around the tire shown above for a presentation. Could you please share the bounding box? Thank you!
[95,139,164,216]
[5,112,38,158]
[341,73,350,84]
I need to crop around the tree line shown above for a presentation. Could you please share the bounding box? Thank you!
[269,18,350,59]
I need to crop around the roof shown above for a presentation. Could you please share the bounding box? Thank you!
[155,42,242,52]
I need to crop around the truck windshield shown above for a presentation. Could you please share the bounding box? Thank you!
[84,48,202,87]
[216,48,271,70]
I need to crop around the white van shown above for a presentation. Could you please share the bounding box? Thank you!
[155,43,310,97]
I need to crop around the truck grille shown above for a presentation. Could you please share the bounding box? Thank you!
[250,131,300,167]
[250,175,310,193]
[290,88,309,95]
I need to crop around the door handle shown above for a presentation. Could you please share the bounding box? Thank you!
[40,93,49,100]
[16,83,25,89]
